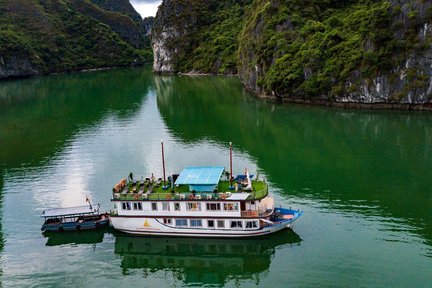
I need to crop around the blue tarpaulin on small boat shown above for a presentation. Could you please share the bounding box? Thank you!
[175,166,224,188]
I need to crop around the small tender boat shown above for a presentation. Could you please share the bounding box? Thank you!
[41,204,109,232]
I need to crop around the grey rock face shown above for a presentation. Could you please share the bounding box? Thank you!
[238,0,432,105]
[152,28,177,72]
[339,1,432,104]
[151,0,209,73]
[0,55,39,79]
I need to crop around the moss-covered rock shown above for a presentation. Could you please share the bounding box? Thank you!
[0,0,153,79]
[238,0,432,104]
[153,0,432,104]
[152,0,252,74]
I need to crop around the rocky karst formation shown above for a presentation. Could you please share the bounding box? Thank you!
[152,0,432,106]
[0,0,153,79]
[152,0,250,74]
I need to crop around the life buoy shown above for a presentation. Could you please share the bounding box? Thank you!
[134,194,140,200]
[166,194,171,200]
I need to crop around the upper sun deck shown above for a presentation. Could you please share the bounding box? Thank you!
[112,176,268,202]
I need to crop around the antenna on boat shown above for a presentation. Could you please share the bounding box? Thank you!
[229,142,234,190]
[161,139,167,190]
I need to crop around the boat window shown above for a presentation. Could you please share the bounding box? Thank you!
[208,220,214,228]
[133,202,143,210]
[64,217,77,223]
[217,220,225,228]
[230,221,243,228]
[46,218,61,224]
[162,202,170,211]
[174,203,180,211]
[151,202,158,211]
[223,203,239,211]
[246,221,258,229]
[206,203,221,211]
[175,219,188,227]
[187,202,201,211]
[190,219,202,227]
[122,202,131,210]
[163,218,172,225]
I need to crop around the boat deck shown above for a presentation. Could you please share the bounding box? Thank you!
[112,180,267,201]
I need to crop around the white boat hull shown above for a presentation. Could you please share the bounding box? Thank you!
[110,209,302,238]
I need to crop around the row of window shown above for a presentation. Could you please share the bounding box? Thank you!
[122,202,143,211]
[121,201,239,212]
[162,219,258,229]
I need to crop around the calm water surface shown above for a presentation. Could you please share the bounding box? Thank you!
[0,67,431,287]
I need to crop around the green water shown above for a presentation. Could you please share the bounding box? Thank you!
[0,66,431,287]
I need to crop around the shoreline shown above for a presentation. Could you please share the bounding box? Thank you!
[0,63,151,82]
[172,71,432,111]
[246,90,432,111]
[4,66,432,111]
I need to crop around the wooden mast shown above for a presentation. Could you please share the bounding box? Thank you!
[161,140,167,189]
[229,142,233,189]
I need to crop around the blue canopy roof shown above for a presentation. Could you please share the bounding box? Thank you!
[175,166,224,185]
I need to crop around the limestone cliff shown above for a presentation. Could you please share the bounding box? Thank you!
[88,0,154,49]
[153,0,432,107]
[152,0,207,73]
[152,0,250,74]
[71,0,143,48]
[238,0,432,106]
[0,0,152,79]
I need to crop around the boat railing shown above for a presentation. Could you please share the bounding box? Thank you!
[113,192,224,201]
[249,181,268,200]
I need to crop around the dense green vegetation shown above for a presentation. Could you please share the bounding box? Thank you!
[238,0,432,99]
[90,0,143,21]
[0,0,152,77]
[181,1,252,74]
[154,0,431,101]
[153,0,252,74]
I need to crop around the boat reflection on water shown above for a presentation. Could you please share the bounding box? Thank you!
[115,230,302,285]
[43,227,112,246]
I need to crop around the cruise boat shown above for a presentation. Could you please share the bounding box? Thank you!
[110,165,303,237]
